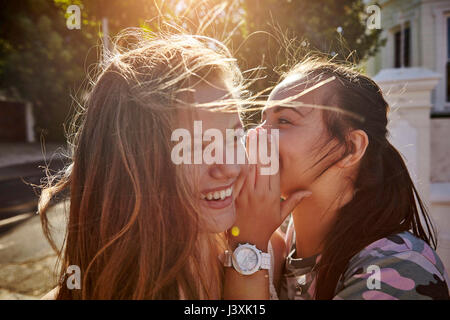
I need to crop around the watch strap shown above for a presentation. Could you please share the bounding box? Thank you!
[223,250,232,267]
[260,252,271,270]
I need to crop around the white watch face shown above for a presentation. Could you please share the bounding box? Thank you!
[235,247,259,274]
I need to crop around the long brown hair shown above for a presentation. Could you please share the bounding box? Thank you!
[282,59,437,300]
[38,30,243,299]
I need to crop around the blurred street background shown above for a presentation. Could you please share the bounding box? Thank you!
[0,143,66,299]
[0,201,66,299]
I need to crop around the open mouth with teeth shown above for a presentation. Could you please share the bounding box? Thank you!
[201,186,233,201]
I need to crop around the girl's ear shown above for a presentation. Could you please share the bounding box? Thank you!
[337,129,369,168]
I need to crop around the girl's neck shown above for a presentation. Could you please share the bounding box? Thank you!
[291,199,335,258]
[291,183,354,258]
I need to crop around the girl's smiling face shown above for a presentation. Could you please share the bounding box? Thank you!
[262,77,342,198]
[177,79,244,233]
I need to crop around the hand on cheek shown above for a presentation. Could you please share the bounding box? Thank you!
[228,129,312,251]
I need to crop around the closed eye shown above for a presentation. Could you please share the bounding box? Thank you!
[278,117,292,125]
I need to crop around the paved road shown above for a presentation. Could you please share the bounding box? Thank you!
[0,202,66,300]
[0,143,67,299]
[0,159,67,221]
[0,143,63,169]
[0,142,66,220]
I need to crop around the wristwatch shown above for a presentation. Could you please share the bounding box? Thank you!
[224,243,271,275]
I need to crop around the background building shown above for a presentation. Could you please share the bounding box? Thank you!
[366,0,450,272]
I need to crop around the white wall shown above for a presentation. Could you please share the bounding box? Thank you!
[431,183,450,273]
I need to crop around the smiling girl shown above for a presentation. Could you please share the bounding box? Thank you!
[225,59,450,300]
[39,31,248,299]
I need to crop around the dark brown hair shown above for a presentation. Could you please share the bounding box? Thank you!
[283,59,436,300]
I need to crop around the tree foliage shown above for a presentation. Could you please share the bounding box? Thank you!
[0,0,384,141]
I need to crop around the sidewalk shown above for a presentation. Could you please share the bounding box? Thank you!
[0,143,66,170]
[0,143,68,299]
[0,201,66,300]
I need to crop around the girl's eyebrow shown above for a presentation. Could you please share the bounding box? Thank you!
[272,106,305,117]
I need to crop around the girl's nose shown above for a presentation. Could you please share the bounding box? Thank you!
[209,163,241,181]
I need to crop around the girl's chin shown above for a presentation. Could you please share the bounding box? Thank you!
[200,202,236,233]
[281,185,308,199]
